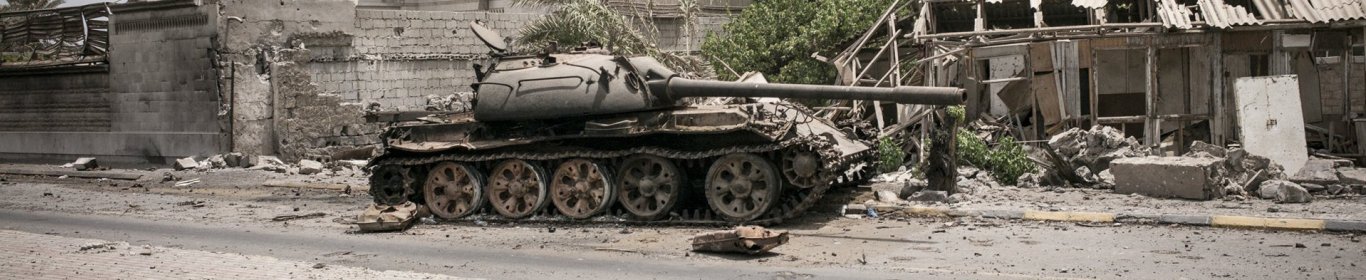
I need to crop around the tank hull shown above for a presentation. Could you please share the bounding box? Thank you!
[369,102,874,225]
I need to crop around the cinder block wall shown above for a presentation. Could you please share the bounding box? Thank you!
[305,10,536,110]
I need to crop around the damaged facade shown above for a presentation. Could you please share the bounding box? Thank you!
[916,0,1366,174]
[0,0,537,163]
[0,0,748,164]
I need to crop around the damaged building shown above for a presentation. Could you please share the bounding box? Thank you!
[0,0,744,165]
[915,0,1365,175]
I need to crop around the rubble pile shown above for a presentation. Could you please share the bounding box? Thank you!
[1038,125,1150,187]
[1180,142,1287,198]
[424,92,474,112]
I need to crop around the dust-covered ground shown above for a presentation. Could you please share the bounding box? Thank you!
[0,164,1362,279]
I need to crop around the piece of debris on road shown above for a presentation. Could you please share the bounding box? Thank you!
[273,212,327,221]
[690,226,789,254]
[355,202,419,232]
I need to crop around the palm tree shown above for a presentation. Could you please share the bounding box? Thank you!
[512,0,709,76]
[0,0,66,12]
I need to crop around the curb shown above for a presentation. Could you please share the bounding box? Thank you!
[851,204,1366,233]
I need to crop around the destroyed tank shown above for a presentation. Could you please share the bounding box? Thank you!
[365,22,964,225]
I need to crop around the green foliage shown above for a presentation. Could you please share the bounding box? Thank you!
[956,130,1034,186]
[988,137,1033,186]
[512,0,707,74]
[946,105,965,122]
[876,137,905,173]
[701,0,898,84]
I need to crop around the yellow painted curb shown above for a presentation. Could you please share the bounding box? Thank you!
[1022,211,1115,222]
[906,206,951,217]
[1211,216,1325,231]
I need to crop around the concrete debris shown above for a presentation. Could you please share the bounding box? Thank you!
[299,160,324,175]
[690,226,789,254]
[1048,125,1151,175]
[71,157,98,171]
[874,190,905,204]
[1291,159,1340,185]
[1111,157,1222,200]
[336,160,368,169]
[1336,168,1366,185]
[197,155,227,170]
[223,153,246,168]
[356,202,420,233]
[841,204,868,216]
[1184,141,1227,158]
[906,190,949,202]
[1206,148,1286,195]
[174,157,199,171]
[1257,180,1313,204]
[424,92,473,112]
[252,156,289,173]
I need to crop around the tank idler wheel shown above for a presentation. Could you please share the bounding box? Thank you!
[550,159,616,219]
[705,153,782,223]
[370,165,415,205]
[423,162,486,219]
[487,159,549,219]
[781,149,822,189]
[616,155,683,221]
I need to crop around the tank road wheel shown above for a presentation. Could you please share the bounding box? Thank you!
[781,149,822,189]
[423,162,486,219]
[550,159,616,219]
[370,165,415,205]
[705,153,782,223]
[616,155,683,221]
[487,159,549,219]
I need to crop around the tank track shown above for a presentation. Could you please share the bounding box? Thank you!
[371,134,868,226]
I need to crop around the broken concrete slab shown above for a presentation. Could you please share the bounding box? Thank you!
[1336,167,1366,185]
[1257,180,1313,204]
[299,160,324,175]
[690,226,789,254]
[1291,159,1340,185]
[1111,157,1221,200]
[71,157,98,171]
[174,157,199,171]
[1233,75,1308,175]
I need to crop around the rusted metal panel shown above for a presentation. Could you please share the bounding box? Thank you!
[0,3,111,68]
[690,226,789,254]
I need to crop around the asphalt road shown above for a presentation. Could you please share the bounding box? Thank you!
[1,178,1363,279]
[0,209,923,280]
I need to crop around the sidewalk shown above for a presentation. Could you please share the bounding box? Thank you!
[853,204,1366,232]
[0,230,473,280]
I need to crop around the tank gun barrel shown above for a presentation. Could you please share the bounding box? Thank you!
[649,78,965,105]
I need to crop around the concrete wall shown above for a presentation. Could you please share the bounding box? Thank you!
[0,1,227,164]
[217,0,360,158]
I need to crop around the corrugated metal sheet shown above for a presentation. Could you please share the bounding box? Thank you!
[1287,0,1366,23]
[1070,0,1108,9]
[1157,0,1196,29]
[1196,0,1263,28]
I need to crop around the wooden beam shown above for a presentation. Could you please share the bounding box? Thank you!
[1145,37,1158,153]
[1211,31,1225,146]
